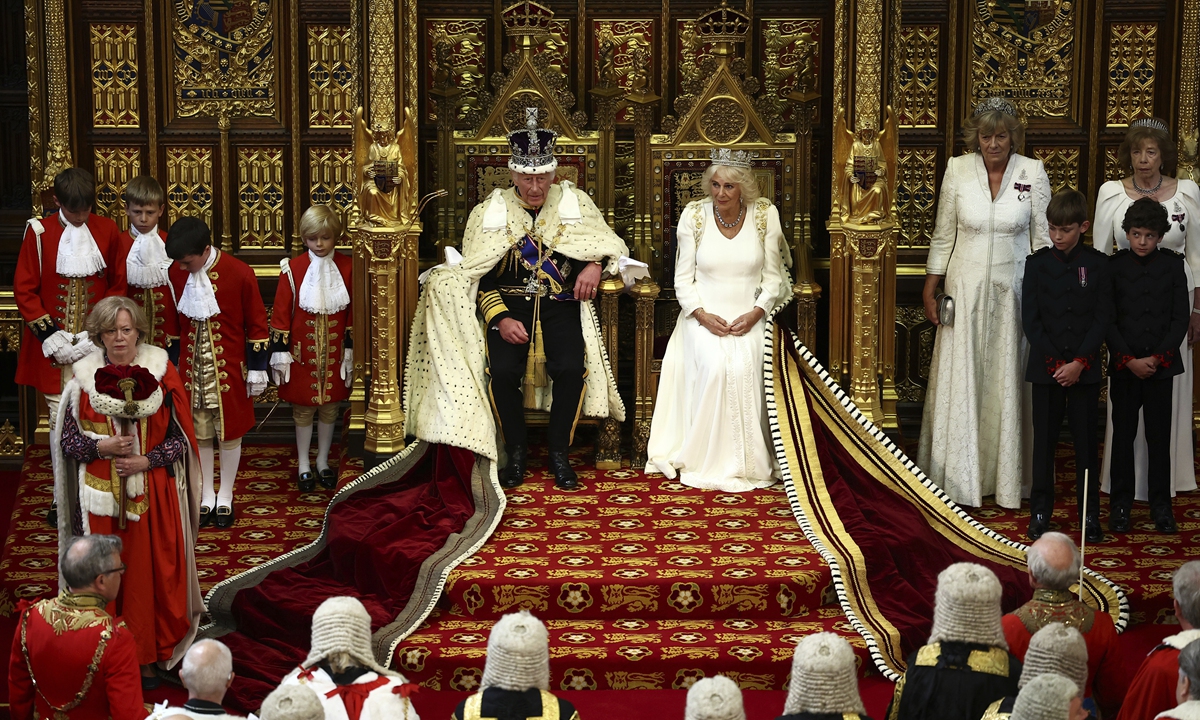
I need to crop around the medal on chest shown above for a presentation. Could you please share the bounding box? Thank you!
[1015,169,1031,202]
[1078,266,1087,288]
[1173,201,1186,233]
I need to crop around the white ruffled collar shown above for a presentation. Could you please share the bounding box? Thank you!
[298,251,350,315]
[126,226,171,288]
[178,248,220,321]
[56,212,107,278]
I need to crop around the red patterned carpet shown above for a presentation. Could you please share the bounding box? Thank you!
[0,440,1194,716]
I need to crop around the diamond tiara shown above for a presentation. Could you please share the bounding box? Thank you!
[710,147,753,169]
[1130,117,1170,133]
[973,96,1017,118]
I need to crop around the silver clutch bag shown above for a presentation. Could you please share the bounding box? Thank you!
[936,294,954,327]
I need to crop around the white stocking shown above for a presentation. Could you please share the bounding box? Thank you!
[216,442,241,507]
[295,423,313,475]
[199,444,216,509]
[316,421,335,472]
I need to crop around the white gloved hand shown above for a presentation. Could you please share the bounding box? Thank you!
[341,348,354,387]
[41,329,73,360]
[57,332,97,365]
[269,352,292,386]
[246,370,269,397]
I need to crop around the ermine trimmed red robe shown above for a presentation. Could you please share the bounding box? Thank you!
[14,213,127,394]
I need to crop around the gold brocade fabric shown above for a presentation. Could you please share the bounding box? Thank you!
[978,699,1011,720]
[62,278,89,335]
[190,321,221,410]
[913,642,1011,677]
[461,690,570,720]
[37,592,112,636]
[1013,588,1096,635]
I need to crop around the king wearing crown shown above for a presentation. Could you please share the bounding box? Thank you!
[404,109,628,489]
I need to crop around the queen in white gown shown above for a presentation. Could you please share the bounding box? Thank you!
[646,156,791,492]
[918,99,1051,508]
[1093,119,1200,502]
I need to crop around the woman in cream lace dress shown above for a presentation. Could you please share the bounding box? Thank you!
[918,99,1051,508]
[1094,118,1200,506]
[646,153,791,492]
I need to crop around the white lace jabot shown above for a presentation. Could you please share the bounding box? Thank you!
[126,226,171,288]
[56,212,107,278]
[177,248,220,321]
[298,251,350,315]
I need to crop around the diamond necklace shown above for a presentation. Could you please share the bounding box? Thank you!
[1132,174,1163,195]
[714,201,745,229]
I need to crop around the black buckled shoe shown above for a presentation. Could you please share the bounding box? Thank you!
[298,471,317,493]
[215,504,235,529]
[318,467,338,490]
[1085,515,1104,543]
[1027,512,1050,540]
[1153,507,1179,534]
[547,449,578,490]
[500,445,527,489]
[1109,505,1131,533]
[199,505,213,528]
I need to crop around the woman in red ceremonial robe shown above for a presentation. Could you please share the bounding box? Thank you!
[52,295,203,688]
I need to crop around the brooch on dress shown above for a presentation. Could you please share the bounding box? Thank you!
[1173,202,1186,232]
[1014,182,1031,202]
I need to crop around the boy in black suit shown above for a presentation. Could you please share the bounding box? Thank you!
[1107,197,1190,533]
[1022,189,1112,542]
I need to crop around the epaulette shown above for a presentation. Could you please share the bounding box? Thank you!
[1028,246,1051,258]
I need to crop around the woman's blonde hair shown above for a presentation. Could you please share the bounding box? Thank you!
[1117,123,1177,177]
[298,205,344,241]
[85,296,148,347]
[702,164,762,203]
[961,109,1025,155]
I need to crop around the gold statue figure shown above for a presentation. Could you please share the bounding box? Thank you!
[353,106,418,227]
[834,105,898,225]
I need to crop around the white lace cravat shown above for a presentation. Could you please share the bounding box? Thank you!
[298,251,350,314]
[126,226,171,288]
[178,248,220,320]
[55,212,107,278]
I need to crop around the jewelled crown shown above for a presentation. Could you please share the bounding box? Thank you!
[1131,117,1170,133]
[973,96,1017,118]
[710,147,753,169]
[507,108,558,174]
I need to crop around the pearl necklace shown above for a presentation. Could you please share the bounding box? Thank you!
[714,201,745,229]
[1132,174,1163,195]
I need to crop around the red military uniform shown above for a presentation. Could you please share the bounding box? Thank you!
[169,248,270,441]
[1116,628,1200,720]
[270,251,353,406]
[9,592,145,720]
[14,213,127,394]
[1002,588,1124,718]
[120,228,180,350]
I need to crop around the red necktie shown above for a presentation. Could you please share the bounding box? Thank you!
[325,677,389,720]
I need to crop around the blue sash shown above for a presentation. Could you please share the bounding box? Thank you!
[516,233,575,301]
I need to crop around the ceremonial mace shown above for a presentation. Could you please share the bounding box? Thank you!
[252,188,449,435]
[1079,469,1089,602]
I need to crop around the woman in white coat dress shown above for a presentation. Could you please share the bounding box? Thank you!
[918,98,1052,508]
[646,149,792,492]
[1094,118,1200,503]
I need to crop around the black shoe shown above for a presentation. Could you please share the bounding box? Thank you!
[1109,505,1130,533]
[45,501,58,529]
[318,467,337,490]
[298,471,317,493]
[1085,516,1104,543]
[547,449,578,490]
[215,504,235,529]
[500,445,527,489]
[1153,507,1179,534]
[141,673,161,691]
[1027,512,1050,540]
[199,505,213,528]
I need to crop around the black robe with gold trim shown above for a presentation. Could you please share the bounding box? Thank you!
[886,641,1021,720]
[453,688,580,720]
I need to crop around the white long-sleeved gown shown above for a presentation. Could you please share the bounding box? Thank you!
[646,199,788,492]
[918,152,1051,508]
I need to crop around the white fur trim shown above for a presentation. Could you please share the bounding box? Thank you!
[1158,701,1200,720]
[557,180,581,224]
[73,345,169,396]
[88,386,163,419]
[298,251,350,315]
[55,213,107,278]
[508,158,558,175]
[1165,629,1200,650]
[481,189,508,232]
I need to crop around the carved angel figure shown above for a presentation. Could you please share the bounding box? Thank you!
[835,106,898,225]
[597,26,618,89]
[353,106,417,227]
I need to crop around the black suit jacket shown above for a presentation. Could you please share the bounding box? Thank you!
[1022,243,1112,384]
[1106,248,1189,380]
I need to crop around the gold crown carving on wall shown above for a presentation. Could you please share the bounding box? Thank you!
[502,0,555,38]
[695,1,752,46]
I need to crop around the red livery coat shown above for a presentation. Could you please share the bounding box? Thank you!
[14,213,128,394]
[269,251,353,406]
[1116,629,1200,720]
[169,249,270,441]
[120,228,180,349]
[8,592,145,720]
